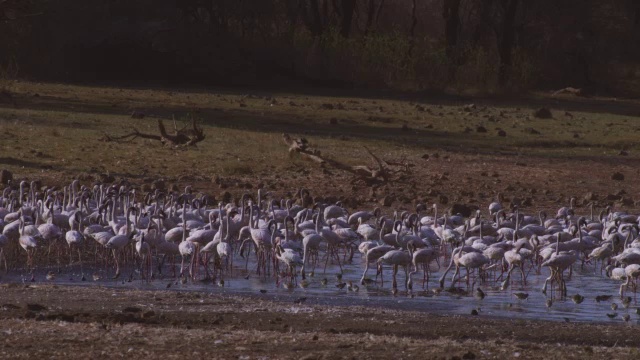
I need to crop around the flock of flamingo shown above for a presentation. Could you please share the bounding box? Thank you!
[1,179,640,304]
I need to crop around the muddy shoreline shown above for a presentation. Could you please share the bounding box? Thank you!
[1,284,639,359]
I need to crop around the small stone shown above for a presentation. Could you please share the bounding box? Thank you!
[25,303,47,312]
[131,111,145,119]
[450,204,475,218]
[621,197,634,206]
[497,129,507,137]
[1,169,13,184]
[99,173,115,183]
[584,192,597,202]
[152,179,165,191]
[222,191,232,204]
[611,172,624,181]
[476,126,487,133]
[534,108,552,119]
[606,193,621,201]
[421,154,429,160]
[462,351,476,360]
[463,104,476,112]
[379,196,394,207]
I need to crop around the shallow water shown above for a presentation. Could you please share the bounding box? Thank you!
[3,254,638,325]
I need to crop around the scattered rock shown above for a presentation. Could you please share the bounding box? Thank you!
[584,192,597,202]
[611,172,624,181]
[379,195,394,207]
[476,126,487,133]
[621,197,634,206]
[534,108,553,119]
[130,111,145,119]
[463,104,476,112]
[0,169,12,184]
[497,129,507,137]
[606,193,621,201]
[421,154,430,160]
[221,191,232,204]
[426,189,439,197]
[25,303,47,312]
[151,179,165,191]
[450,204,475,218]
[99,173,115,183]
[123,306,142,313]
[76,172,94,181]
[462,351,477,360]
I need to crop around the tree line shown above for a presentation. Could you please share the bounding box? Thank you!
[2,0,640,95]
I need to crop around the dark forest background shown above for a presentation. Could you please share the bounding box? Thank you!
[2,0,640,96]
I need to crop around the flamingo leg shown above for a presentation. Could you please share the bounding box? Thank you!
[112,249,121,279]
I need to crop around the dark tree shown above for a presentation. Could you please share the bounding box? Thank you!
[497,0,520,85]
[442,0,462,58]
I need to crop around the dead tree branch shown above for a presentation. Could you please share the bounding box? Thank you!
[282,133,411,185]
[101,116,205,147]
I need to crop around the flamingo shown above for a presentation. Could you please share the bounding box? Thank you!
[104,207,136,279]
[65,211,85,280]
[275,245,303,284]
[18,218,38,280]
[377,249,412,294]
[360,244,395,285]
[408,240,440,289]
[541,233,579,297]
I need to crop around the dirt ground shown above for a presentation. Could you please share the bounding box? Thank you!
[0,284,638,359]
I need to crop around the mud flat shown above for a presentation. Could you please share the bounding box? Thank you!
[0,284,638,359]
